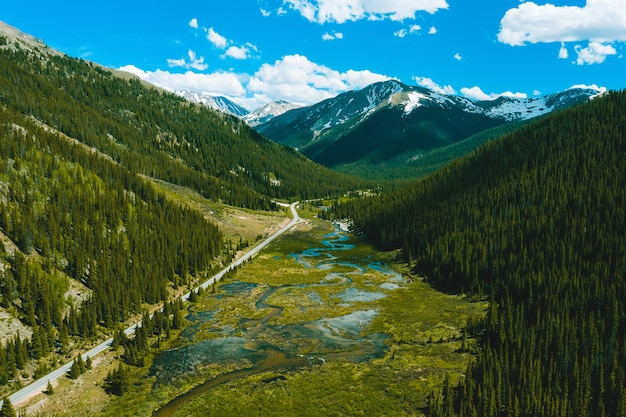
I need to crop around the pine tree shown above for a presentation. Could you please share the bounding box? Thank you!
[0,397,16,417]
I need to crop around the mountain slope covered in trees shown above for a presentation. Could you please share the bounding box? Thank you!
[257,80,598,181]
[328,91,626,416]
[0,23,367,394]
[0,28,367,209]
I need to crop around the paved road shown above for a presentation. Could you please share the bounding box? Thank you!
[2,202,302,408]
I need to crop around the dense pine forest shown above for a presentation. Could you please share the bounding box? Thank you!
[0,100,221,385]
[0,36,367,208]
[329,90,626,416]
[0,34,365,392]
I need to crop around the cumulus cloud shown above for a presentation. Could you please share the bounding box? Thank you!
[575,41,617,64]
[119,55,391,111]
[461,86,527,101]
[498,0,626,46]
[118,65,246,97]
[222,45,251,60]
[189,18,199,29]
[247,54,391,104]
[559,42,569,59]
[454,52,462,61]
[207,27,228,48]
[414,76,456,95]
[283,0,449,24]
[167,49,208,71]
[428,26,437,35]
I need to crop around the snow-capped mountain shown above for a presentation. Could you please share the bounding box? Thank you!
[243,101,303,127]
[174,90,249,117]
[255,80,601,169]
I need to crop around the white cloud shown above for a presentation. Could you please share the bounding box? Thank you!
[167,58,187,68]
[498,0,626,46]
[283,0,448,24]
[533,89,542,96]
[461,86,527,101]
[322,31,344,40]
[119,55,391,111]
[394,29,408,38]
[222,45,251,60]
[395,25,421,37]
[189,18,199,29]
[559,42,569,59]
[428,26,437,35]
[118,65,246,97]
[207,27,228,48]
[414,76,456,95]
[575,41,617,64]
[260,8,271,17]
[167,49,208,71]
[247,54,391,105]
[454,52,462,61]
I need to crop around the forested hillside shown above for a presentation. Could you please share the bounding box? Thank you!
[0,30,365,393]
[0,34,367,208]
[328,91,626,416]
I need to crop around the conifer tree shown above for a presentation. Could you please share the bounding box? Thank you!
[0,397,16,417]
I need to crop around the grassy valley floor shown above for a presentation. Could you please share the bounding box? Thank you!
[21,209,486,417]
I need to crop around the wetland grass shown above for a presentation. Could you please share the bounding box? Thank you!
[55,216,486,417]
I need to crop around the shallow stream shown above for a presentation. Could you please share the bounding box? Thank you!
[152,224,403,417]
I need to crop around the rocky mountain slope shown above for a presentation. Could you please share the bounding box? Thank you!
[243,100,303,127]
[174,90,249,117]
[255,80,601,179]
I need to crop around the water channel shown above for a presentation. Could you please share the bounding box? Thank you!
[152,224,404,417]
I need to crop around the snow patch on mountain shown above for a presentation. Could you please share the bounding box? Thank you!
[243,101,303,127]
[174,90,249,117]
[403,92,427,115]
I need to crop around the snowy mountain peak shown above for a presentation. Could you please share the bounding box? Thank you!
[174,90,249,117]
[243,101,303,127]
[392,86,597,122]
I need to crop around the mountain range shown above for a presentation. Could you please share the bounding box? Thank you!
[173,90,303,127]
[254,80,601,179]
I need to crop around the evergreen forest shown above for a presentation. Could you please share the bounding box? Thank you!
[0,37,364,391]
[328,90,626,416]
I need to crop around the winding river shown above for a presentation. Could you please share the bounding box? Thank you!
[152,225,403,417]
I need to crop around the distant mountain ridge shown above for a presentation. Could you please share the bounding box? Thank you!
[255,80,602,179]
[243,100,304,127]
[174,90,249,117]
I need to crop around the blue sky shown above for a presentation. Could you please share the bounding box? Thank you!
[2,0,625,110]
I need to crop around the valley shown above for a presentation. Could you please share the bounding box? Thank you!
[1,18,625,417]
[16,206,485,417]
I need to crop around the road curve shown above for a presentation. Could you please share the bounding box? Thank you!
[2,202,302,408]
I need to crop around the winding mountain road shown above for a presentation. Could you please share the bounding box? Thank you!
[1,202,302,409]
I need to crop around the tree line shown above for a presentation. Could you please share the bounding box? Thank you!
[328,90,626,416]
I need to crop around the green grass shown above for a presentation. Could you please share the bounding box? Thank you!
[64,217,486,417]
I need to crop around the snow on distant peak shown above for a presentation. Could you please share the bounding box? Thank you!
[568,84,606,93]
[175,90,248,117]
[403,91,427,115]
[243,101,303,126]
